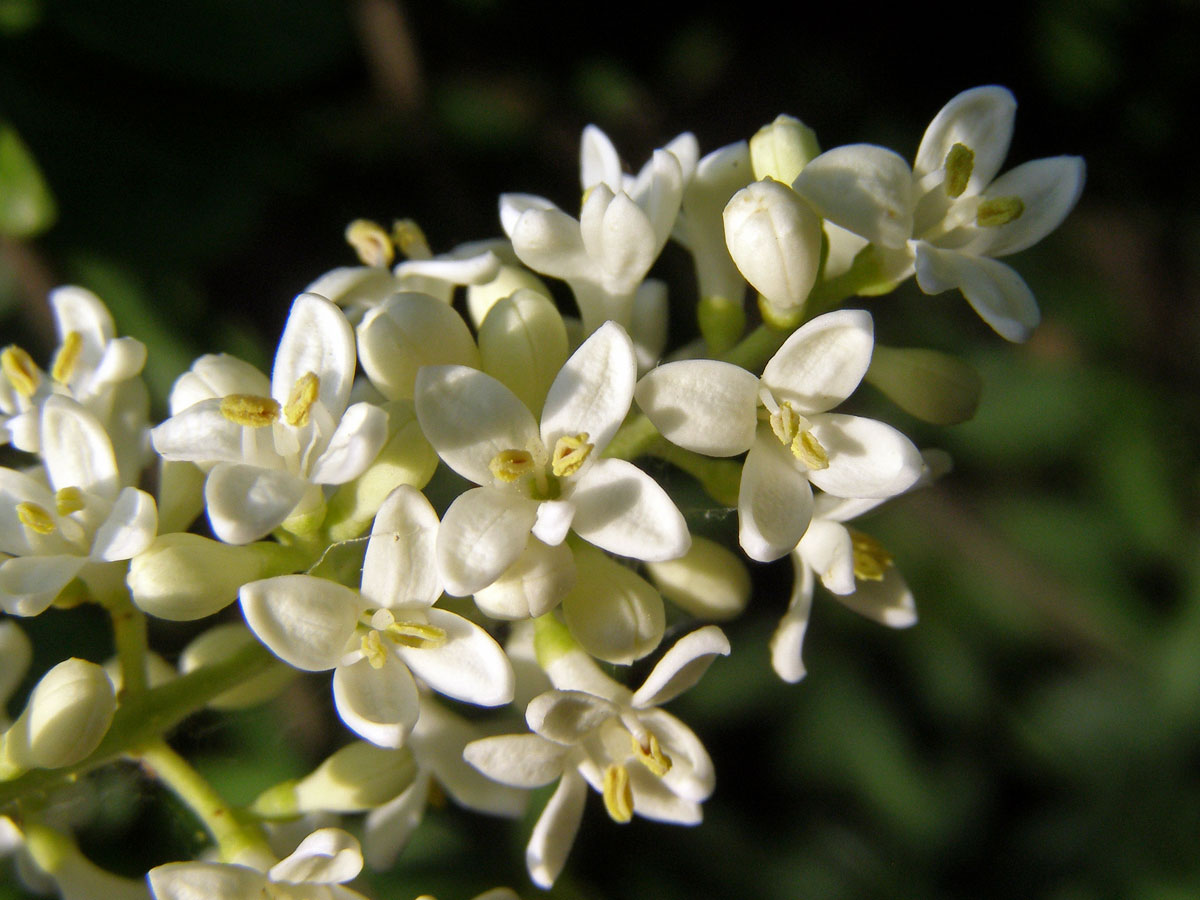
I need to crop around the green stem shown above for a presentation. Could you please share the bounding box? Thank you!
[107,593,149,697]
[134,739,271,863]
[0,639,282,809]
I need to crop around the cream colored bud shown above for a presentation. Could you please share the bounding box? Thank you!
[750,114,821,184]
[561,543,665,665]
[474,538,576,621]
[179,624,295,710]
[478,289,569,417]
[293,742,416,814]
[724,180,822,316]
[643,536,750,621]
[466,265,553,328]
[865,345,983,425]
[127,533,297,621]
[2,659,115,770]
[325,399,439,542]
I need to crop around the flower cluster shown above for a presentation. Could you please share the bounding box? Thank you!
[0,86,1081,898]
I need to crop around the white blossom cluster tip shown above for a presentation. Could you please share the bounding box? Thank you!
[0,84,1083,898]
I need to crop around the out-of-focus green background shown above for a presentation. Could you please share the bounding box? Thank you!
[2,1,1198,898]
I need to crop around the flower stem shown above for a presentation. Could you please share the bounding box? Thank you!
[134,739,271,863]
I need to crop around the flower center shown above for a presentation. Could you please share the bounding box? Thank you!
[602,763,633,823]
[766,401,829,470]
[358,609,448,669]
[1,345,40,398]
[850,529,894,581]
[219,394,280,427]
[283,372,320,427]
[50,331,83,384]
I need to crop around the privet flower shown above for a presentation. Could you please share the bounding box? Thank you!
[151,293,387,544]
[635,309,923,561]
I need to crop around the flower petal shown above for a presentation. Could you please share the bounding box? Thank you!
[360,485,441,609]
[205,463,310,545]
[269,827,363,885]
[414,366,540,486]
[761,308,874,414]
[912,243,1040,342]
[271,293,356,417]
[580,124,623,192]
[90,487,157,562]
[792,144,914,248]
[40,396,118,498]
[631,625,730,708]
[473,536,575,620]
[362,775,430,870]
[526,769,588,889]
[436,487,538,596]
[634,359,758,456]
[837,566,917,628]
[571,458,690,562]
[308,401,388,485]
[968,155,1086,257]
[914,85,1016,192]
[737,432,814,562]
[541,321,637,454]
[464,733,568,788]
[770,556,814,683]
[397,608,514,707]
[0,555,87,617]
[526,689,621,744]
[807,413,924,499]
[151,398,254,466]
[169,354,270,415]
[240,574,359,671]
[797,518,855,595]
[148,862,266,900]
[332,653,420,749]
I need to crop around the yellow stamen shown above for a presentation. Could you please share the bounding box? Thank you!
[50,331,83,384]
[283,372,320,427]
[219,394,280,427]
[392,219,432,260]
[362,630,389,669]
[632,732,672,777]
[54,487,85,516]
[385,621,447,649]
[850,529,894,581]
[791,430,829,471]
[768,401,804,447]
[602,763,633,823]
[345,219,394,268]
[489,449,535,483]
[943,143,974,198]
[976,195,1025,227]
[1,345,40,398]
[16,502,56,535]
[551,433,593,477]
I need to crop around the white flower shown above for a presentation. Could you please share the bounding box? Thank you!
[1,395,157,616]
[151,293,388,544]
[239,486,514,748]
[1,286,150,485]
[635,309,923,561]
[792,85,1085,341]
[415,320,690,598]
[464,625,729,888]
[148,827,368,900]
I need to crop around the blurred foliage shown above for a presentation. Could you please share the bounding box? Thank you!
[2,0,1199,898]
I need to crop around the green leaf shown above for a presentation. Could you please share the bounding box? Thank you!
[0,122,56,237]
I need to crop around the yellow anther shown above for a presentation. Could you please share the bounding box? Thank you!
[392,219,433,260]
[385,621,448,649]
[551,433,593,477]
[632,731,672,777]
[976,195,1025,227]
[489,449,535,483]
[1,345,40,398]
[16,502,56,535]
[219,394,280,427]
[283,372,320,427]
[768,401,804,447]
[850,529,894,581]
[50,331,83,384]
[54,487,85,517]
[943,143,974,198]
[362,630,389,669]
[602,763,633,824]
[345,219,395,268]
[791,430,829,471]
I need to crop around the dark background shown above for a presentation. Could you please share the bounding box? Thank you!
[2,1,1199,898]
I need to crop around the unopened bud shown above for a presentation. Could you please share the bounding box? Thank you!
[750,114,820,184]
[724,180,822,318]
[643,536,750,621]
[2,658,115,771]
[865,345,982,425]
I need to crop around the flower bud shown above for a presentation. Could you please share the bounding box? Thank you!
[466,264,552,328]
[2,659,115,771]
[475,539,576,621]
[127,533,298,621]
[179,624,294,710]
[643,536,750,621]
[750,114,820,184]
[478,290,569,417]
[723,180,822,319]
[561,544,664,665]
[865,345,982,425]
